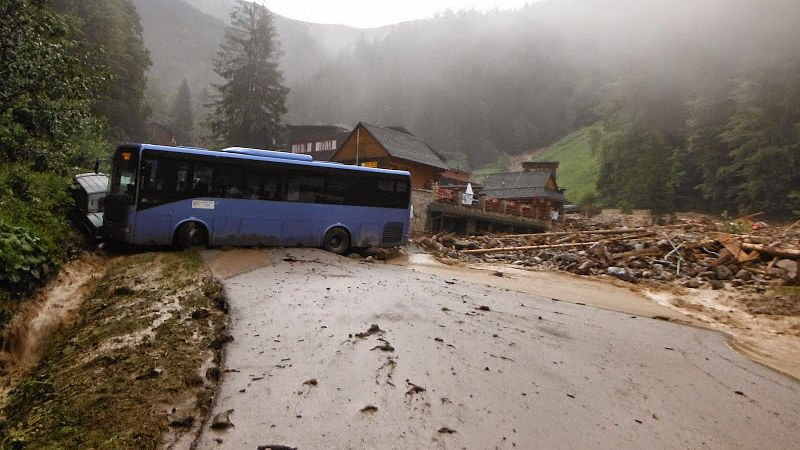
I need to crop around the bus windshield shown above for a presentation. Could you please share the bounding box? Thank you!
[109,148,138,204]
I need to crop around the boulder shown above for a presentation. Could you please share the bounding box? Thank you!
[775,259,797,279]
[735,269,752,281]
[715,265,734,280]
[683,278,701,289]
[607,266,636,283]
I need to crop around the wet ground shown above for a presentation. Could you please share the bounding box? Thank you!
[198,248,800,449]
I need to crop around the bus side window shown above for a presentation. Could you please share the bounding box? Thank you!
[245,170,283,201]
[193,165,213,196]
[395,180,410,208]
[214,165,243,198]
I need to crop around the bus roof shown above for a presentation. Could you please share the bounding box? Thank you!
[120,143,411,177]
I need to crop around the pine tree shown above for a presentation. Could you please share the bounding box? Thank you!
[50,0,151,141]
[171,79,194,145]
[208,1,288,148]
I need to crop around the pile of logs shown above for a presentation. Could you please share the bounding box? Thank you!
[417,217,800,291]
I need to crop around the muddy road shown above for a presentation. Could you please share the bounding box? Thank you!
[198,249,800,449]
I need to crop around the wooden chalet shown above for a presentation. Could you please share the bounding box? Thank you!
[330,122,449,189]
[481,162,567,218]
[287,125,349,161]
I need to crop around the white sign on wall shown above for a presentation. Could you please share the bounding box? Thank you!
[192,200,215,210]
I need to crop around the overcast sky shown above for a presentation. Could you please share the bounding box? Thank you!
[266,1,534,28]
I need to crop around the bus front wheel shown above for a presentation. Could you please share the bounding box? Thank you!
[174,222,208,250]
[323,227,350,255]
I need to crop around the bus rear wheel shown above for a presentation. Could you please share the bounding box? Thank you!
[323,227,350,255]
[174,222,208,250]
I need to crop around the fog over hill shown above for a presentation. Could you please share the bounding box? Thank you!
[133,0,800,215]
[134,0,391,98]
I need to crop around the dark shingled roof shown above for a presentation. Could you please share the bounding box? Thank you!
[482,171,566,202]
[359,122,449,170]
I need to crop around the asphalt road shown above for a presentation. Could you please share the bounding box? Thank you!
[197,248,800,449]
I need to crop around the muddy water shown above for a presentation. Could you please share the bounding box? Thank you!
[1,254,108,366]
[390,253,686,321]
[201,248,272,279]
[197,248,800,450]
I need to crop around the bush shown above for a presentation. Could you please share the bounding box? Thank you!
[0,223,55,296]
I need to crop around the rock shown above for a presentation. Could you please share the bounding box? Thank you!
[530,256,543,264]
[607,266,636,283]
[652,264,664,275]
[364,247,390,260]
[710,280,725,290]
[698,271,716,280]
[205,367,221,382]
[735,269,752,281]
[191,308,211,319]
[170,416,195,428]
[629,259,645,269]
[184,374,204,387]
[555,253,579,263]
[135,367,162,380]
[492,271,503,277]
[683,278,701,289]
[365,256,375,263]
[452,239,478,250]
[775,259,797,279]
[575,260,595,275]
[360,405,378,413]
[210,410,234,429]
[511,260,525,266]
[715,265,733,280]
[659,272,675,281]
[210,333,234,349]
[641,270,652,278]
[767,267,787,279]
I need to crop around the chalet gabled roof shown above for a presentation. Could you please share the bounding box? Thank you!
[482,171,566,202]
[358,122,449,170]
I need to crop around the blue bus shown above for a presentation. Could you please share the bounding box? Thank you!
[104,143,411,253]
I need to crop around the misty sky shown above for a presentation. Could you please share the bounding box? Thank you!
[266,0,533,27]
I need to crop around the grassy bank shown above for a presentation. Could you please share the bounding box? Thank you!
[0,251,229,448]
[534,125,601,205]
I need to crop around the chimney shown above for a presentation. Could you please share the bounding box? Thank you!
[522,161,559,176]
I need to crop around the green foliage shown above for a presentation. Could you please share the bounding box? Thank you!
[0,0,104,173]
[596,120,674,214]
[51,0,152,141]
[0,164,80,260]
[0,223,54,295]
[535,125,602,206]
[209,0,289,147]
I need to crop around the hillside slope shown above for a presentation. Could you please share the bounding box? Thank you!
[132,0,224,96]
[534,125,600,206]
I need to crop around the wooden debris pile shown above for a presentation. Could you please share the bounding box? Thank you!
[417,216,800,291]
